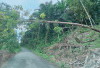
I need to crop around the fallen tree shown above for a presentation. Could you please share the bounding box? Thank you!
[45,21,100,33]
[23,19,100,33]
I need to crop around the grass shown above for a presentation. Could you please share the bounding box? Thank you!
[34,50,70,68]
[34,50,54,62]
[39,25,99,68]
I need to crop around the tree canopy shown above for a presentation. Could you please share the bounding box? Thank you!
[21,0,100,51]
[0,3,21,52]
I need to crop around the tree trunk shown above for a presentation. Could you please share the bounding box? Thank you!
[22,19,100,33]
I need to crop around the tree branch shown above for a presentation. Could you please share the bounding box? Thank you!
[45,21,100,33]
[22,19,100,33]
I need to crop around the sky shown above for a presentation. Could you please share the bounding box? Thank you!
[0,0,60,12]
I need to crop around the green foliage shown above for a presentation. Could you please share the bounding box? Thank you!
[0,12,3,19]
[33,50,54,62]
[28,0,100,50]
[14,5,23,11]
[21,1,100,68]
[40,13,46,19]
[0,3,21,52]
[22,0,100,56]
[54,26,63,34]
[9,10,20,20]
[67,0,100,24]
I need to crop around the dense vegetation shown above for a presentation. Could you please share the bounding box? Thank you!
[21,1,100,67]
[21,0,100,51]
[0,3,21,52]
[0,0,100,68]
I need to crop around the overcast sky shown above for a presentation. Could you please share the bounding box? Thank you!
[0,0,60,12]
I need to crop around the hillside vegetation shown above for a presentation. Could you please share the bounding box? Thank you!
[0,0,99,68]
[21,0,100,68]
